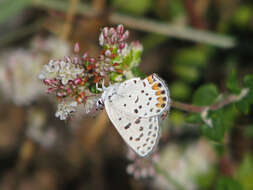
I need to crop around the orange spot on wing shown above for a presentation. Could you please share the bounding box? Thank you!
[156,91,161,95]
[156,103,162,108]
[147,75,153,84]
[157,96,164,104]
[152,83,159,90]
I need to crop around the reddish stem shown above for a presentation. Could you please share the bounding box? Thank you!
[171,91,246,113]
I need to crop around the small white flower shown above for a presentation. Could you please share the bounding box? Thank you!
[39,60,60,80]
[55,101,77,120]
[58,60,83,85]
[84,96,99,114]
[99,32,104,47]
[39,59,84,85]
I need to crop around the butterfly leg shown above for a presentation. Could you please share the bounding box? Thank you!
[102,79,106,90]
[96,82,103,91]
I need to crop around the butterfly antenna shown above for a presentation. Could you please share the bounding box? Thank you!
[102,79,107,90]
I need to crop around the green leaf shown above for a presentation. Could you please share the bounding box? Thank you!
[236,154,253,190]
[226,70,241,94]
[89,83,100,94]
[185,113,202,123]
[244,74,253,89]
[236,98,250,114]
[110,72,123,82]
[216,176,243,190]
[244,125,253,138]
[201,107,236,142]
[122,50,133,67]
[131,67,145,78]
[236,74,253,113]
[214,143,226,156]
[193,84,219,106]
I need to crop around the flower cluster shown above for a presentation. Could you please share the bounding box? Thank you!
[39,25,143,120]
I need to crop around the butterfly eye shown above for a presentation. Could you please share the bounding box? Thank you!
[96,99,104,110]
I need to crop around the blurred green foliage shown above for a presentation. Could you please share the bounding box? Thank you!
[236,154,253,190]
[170,81,191,100]
[0,0,32,24]
[154,0,185,21]
[197,167,217,189]
[216,176,243,190]
[193,84,219,106]
[0,0,253,189]
[170,110,185,127]
[236,75,253,114]
[232,5,252,28]
[226,70,241,94]
[111,0,152,16]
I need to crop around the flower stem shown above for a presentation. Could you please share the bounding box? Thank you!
[171,88,249,113]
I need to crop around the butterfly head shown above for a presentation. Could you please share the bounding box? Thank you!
[96,83,120,110]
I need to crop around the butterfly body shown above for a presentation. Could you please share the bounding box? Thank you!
[99,74,170,157]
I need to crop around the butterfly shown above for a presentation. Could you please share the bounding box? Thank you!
[96,74,170,157]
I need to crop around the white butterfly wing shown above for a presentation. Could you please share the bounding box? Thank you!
[105,100,161,157]
[113,74,170,118]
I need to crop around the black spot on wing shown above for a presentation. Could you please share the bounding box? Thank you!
[124,123,131,129]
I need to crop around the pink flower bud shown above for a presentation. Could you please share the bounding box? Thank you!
[82,52,88,60]
[44,79,51,85]
[64,56,72,63]
[120,30,129,41]
[51,79,58,85]
[98,55,104,60]
[74,78,82,85]
[117,24,124,35]
[89,58,95,63]
[47,88,55,93]
[73,56,79,64]
[103,27,109,37]
[74,42,80,53]
[59,85,65,89]
[119,42,125,49]
[57,92,64,97]
[66,88,72,94]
